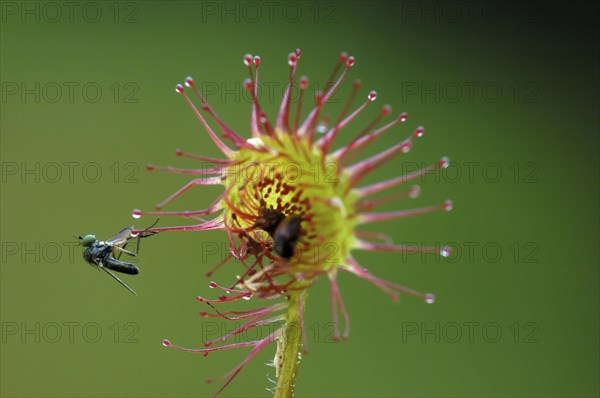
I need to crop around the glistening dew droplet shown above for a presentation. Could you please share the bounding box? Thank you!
[425,294,436,304]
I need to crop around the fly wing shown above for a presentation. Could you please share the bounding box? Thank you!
[107,226,135,246]
[111,220,159,243]
[107,226,136,259]
[108,220,159,259]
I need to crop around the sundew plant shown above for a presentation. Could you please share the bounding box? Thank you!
[132,49,452,397]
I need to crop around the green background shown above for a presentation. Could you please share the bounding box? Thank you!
[1,1,598,397]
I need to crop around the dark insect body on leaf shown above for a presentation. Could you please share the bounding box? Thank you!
[273,215,302,259]
[252,207,302,259]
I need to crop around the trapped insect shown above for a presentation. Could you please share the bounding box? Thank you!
[253,208,303,259]
[78,220,158,295]
[273,215,302,259]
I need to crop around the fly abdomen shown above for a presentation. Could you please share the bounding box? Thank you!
[103,256,140,275]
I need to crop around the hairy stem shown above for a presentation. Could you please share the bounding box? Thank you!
[274,290,306,398]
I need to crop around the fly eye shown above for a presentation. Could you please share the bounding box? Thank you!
[79,235,96,246]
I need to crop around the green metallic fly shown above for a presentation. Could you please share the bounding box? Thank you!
[78,221,158,295]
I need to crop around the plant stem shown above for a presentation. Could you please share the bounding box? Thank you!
[274,290,307,398]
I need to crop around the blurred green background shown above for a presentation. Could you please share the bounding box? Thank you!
[1,1,598,397]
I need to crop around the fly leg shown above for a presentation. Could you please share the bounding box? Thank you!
[118,230,144,258]
[99,265,138,296]
[115,219,159,260]
[115,243,139,258]
[118,218,159,258]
